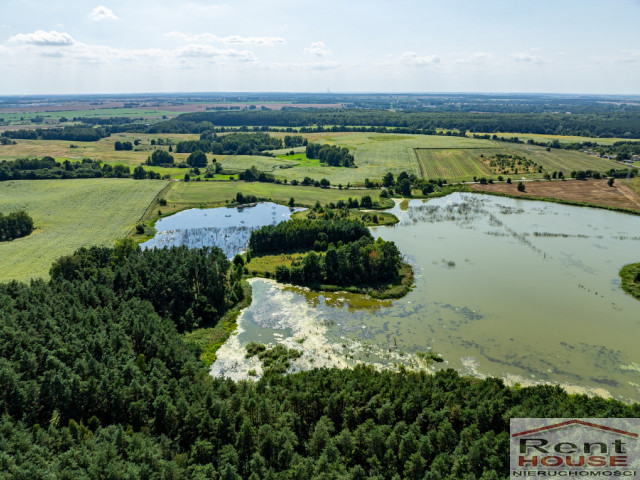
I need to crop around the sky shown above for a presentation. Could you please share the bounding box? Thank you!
[1,0,639,95]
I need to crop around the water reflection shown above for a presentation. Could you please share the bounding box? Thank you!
[213,193,640,401]
[141,202,303,258]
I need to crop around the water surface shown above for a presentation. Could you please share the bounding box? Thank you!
[213,193,640,401]
[141,202,303,257]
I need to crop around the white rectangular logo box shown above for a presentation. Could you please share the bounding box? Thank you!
[511,418,640,478]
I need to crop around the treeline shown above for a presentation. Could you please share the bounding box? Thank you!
[0,157,162,181]
[1,124,108,141]
[145,109,640,138]
[0,210,33,241]
[306,143,355,167]
[275,236,402,287]
[175,132,283,155]
[249,218,371,253]
[2,242,639,478]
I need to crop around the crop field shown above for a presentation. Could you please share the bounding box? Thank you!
[414,143,621,181]
[164,181,383,207]
[0,132,625,185]
[415,149,494,180]
[220,155,299,172]
[263,133,496,184]
[0,134,199,164]
[0,108,177,124]
[477,132,630,145]
[0,179,167,283]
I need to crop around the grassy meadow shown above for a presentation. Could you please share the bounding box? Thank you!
[414,143,621,181]
[0,131,628,185]
[0,108,177,124]
[0,179,167,282]
[164,180,384,207]
[478,132,631,145]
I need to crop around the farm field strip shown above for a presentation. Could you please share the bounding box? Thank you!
[415,148,494,180]
[165,181,381,206]
[0,179,167,283]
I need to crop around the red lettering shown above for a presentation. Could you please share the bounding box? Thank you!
[588,456,607,467]
[566,456,585,467]
[541,456,563,467]
[519,456,538,467]
[610,456,628,467]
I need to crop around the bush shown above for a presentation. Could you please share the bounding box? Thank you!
[517,181,525,192]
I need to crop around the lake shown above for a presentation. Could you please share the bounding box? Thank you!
[141,202,303,257]
[211,193,640,401]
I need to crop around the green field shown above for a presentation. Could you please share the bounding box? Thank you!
[414,143,621,181]
[256,133,495,185]
[164,180,383,207]
[415,149,494,180]
[479,132,630,145]
[0,108,177,124]
[0,132,626,185]
[0,179,167,283]
[220,155,299,172]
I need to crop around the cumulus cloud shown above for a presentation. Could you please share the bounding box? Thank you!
[9,30,76,47]
[399,52,440,66]
[512,52,544,63]
[272,60,340,71]
[305,41,331,58]
[175,44,256,62]
[167,31,285,46]
[89,5,119,21]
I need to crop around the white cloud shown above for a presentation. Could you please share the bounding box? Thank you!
[167,31,285,46]
[619,49,640,63]
[174,44,256,62]
[512,52,544,63]
[272,60,341,71]
[222,35,285,46]
[9,30,75,46]
[89,5,119,22]
[305,41,331,58]
[400,52,440,66]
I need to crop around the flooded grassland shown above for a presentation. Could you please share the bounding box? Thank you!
[211,194,640,402]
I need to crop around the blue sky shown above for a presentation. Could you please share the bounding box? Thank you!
[1,0,639,95]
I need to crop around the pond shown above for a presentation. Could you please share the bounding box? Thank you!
[141,202,303,258]
[211,193,640,402]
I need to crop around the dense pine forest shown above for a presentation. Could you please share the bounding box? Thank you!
[1,242,638,479]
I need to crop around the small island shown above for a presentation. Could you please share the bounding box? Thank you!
[244,211,413,299]
[620,262,640,301]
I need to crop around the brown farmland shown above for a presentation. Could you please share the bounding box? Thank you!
[470,178,640,212]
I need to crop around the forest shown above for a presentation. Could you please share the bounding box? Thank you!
[0,242,638,479]
[0,157,161,181]
[274,236,402,287]
[248,218,371,254]
[176,132,283,155]
[0,210,33,241]
[1,124,107,142]
[146,109,640,138]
